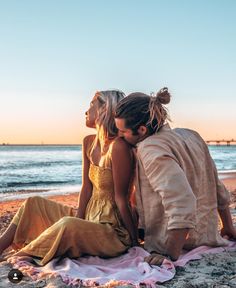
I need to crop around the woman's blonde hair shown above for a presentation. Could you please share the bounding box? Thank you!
[93,90,125,154]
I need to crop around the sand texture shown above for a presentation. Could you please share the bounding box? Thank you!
[0,178,236,287]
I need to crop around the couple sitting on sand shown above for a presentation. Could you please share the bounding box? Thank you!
[0,88,236,266]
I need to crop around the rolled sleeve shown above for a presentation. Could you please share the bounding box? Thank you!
[138,144,197,230]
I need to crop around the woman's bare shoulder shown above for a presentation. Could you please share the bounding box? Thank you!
[83,134,96,146]
[111,137,132,154]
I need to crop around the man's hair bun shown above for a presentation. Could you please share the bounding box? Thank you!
[156,87,171,105]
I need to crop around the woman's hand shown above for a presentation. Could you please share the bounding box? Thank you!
[74,208,80,218]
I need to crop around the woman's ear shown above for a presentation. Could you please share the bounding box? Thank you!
[137,125,148,136]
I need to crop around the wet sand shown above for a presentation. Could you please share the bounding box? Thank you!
[0,193,79,237]
[0,175,236,287]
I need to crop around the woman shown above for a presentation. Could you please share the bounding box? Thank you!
[0,90,138,265]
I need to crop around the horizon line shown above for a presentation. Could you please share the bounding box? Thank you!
[1,143,236,147]
[0,143,82,146]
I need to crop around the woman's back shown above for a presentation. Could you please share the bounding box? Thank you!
[85,137,131,246]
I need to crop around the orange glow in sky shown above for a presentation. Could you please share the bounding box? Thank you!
[0,2,235,144]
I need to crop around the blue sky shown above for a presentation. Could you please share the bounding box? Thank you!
[0,0,235,144]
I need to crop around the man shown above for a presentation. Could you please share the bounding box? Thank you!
[115,87,236,265]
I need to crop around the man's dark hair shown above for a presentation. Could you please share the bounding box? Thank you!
[115,88,171,135]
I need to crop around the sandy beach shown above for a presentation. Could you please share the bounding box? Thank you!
[0,174,236,287]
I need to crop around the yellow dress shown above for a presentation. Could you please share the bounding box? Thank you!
[11,147,131,265]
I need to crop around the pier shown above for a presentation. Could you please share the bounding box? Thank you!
[206,139,236,146]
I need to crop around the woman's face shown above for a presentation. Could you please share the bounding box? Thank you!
[85,96,99,128]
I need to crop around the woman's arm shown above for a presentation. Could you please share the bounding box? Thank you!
[112,138,138,246]
[76,135,94,219]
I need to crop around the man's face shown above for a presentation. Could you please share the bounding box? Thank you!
[115,118,144,146]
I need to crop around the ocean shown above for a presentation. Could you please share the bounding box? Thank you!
[0,145,82,201]
[0,145,236,201]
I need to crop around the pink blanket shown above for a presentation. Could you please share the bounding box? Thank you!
[8,241,236,287]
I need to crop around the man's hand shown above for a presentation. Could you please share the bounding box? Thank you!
[144,252,166,266]
[221,226,236,240]
[165,228,189,261]
[218,207,236,240]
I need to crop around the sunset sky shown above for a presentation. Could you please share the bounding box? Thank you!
[0,0,235,144]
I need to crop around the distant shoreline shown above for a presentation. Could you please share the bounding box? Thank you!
[1,143,235,146]
[0,144,82,146]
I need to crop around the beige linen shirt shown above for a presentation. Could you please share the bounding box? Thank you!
[135,124,230,254]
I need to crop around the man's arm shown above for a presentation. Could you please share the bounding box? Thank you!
[212,159,236,240]
[144,228,189,265]
[138,144,197,264]
[218,206,236,240]
[165,228,190,260]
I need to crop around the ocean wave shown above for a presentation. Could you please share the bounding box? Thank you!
[11,180,70,186]
[0,184,82,202]
[0,160,81,171]
[0,180,76,190]
[218,170,236,175]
